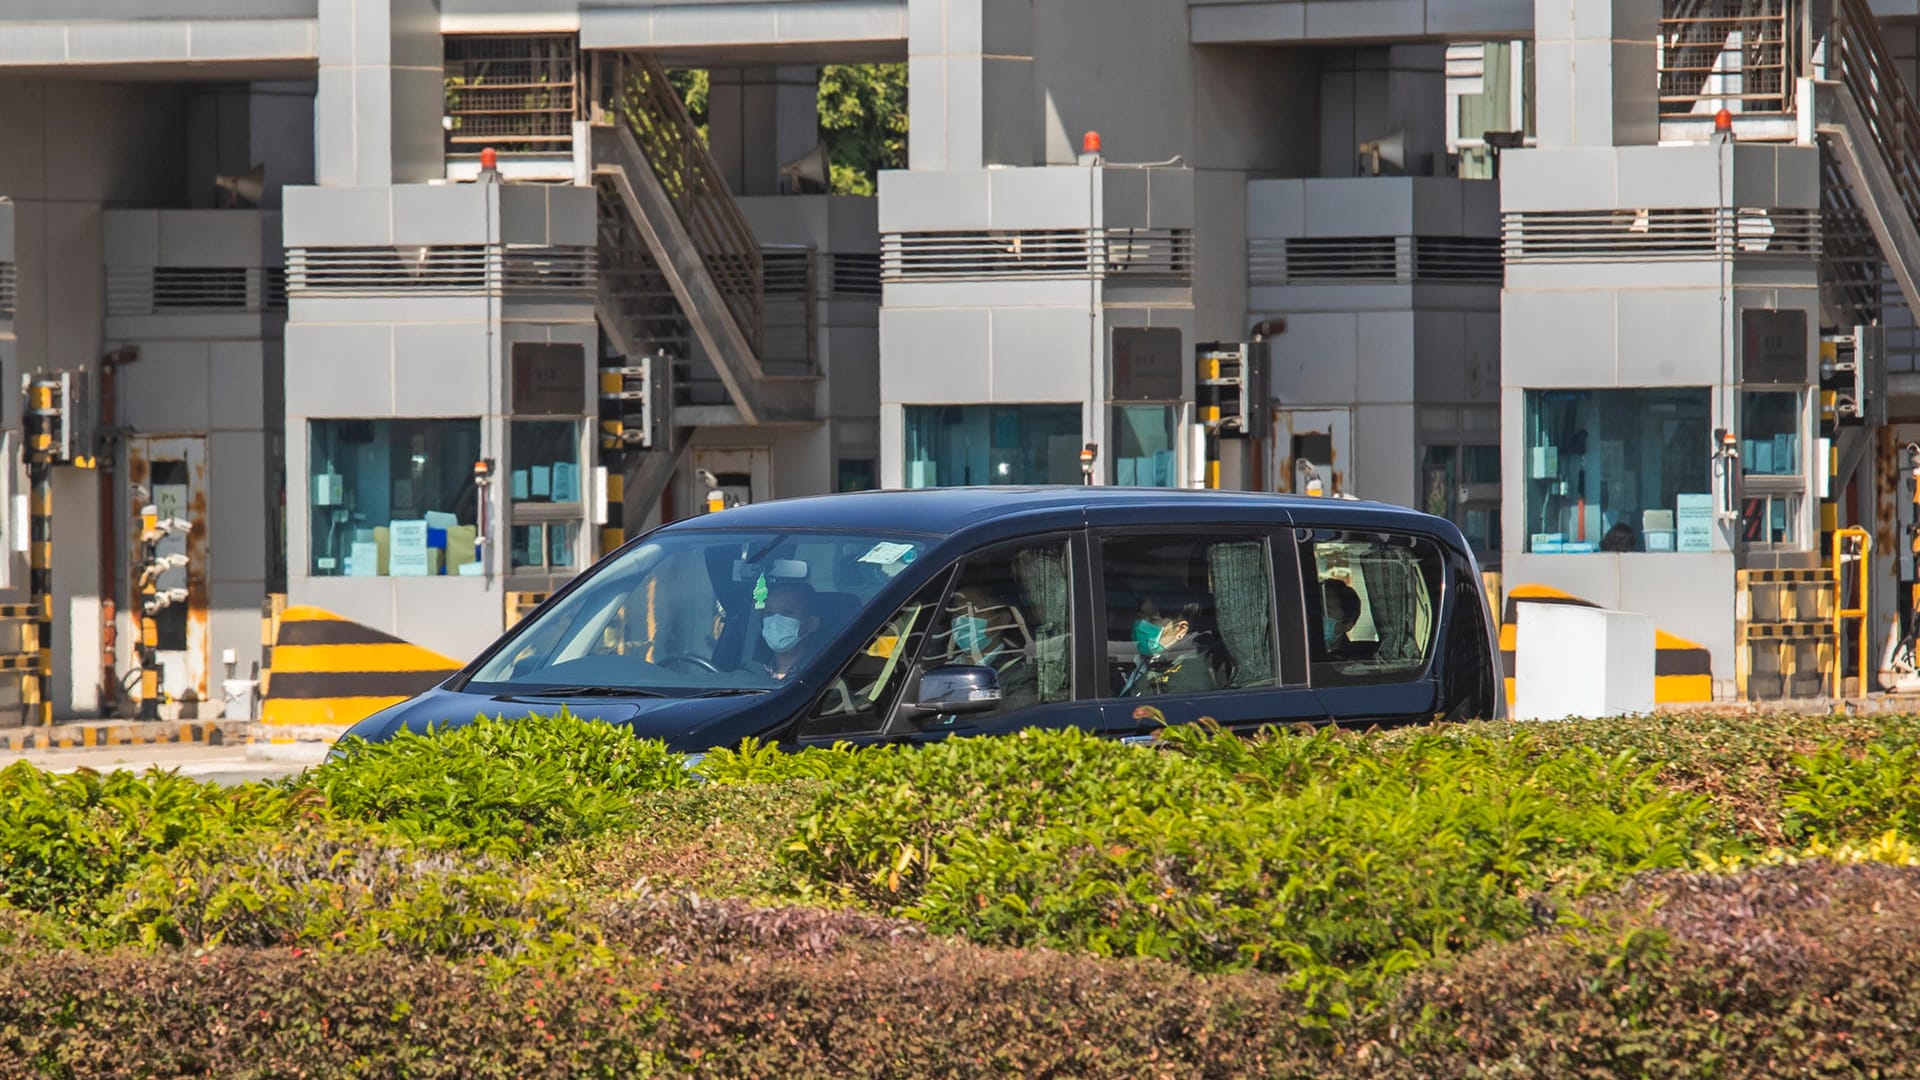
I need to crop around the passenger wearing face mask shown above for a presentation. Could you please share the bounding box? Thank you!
[1320,578,1369,662]
[1126,598,1231,695]
[943,583,1037,709]
[759,581,822,681]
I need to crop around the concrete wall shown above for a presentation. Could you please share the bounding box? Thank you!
[0,78,193,717]
[104,209,285,698]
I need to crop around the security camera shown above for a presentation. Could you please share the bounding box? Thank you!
[696,468,721,490]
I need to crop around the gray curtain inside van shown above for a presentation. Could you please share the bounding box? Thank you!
[1012,546,1072,701]
[1207,541,1273,687]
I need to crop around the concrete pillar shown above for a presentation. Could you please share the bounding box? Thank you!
[907,0,1036,170]
[1534,0,1659,148]
[315,0,443,186]
[708,67,820,197]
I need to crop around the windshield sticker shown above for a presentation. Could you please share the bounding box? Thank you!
[858,542,917,566]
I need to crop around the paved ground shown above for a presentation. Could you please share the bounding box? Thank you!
[0,741,328,785]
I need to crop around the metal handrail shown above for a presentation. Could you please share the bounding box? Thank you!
[1832,526,1871,697]
[589,52,764,357]
[1659,0,1797,116]
[1826,0,1920,234]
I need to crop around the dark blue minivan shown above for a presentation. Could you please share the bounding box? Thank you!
[338,488,1503,753]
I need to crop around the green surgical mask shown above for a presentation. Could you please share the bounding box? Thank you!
[1133,619,1165,657]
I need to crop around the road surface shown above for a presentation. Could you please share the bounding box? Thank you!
[0,742,327,785]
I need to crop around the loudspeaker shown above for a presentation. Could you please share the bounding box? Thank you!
[778,143,830,195]
[1357,131,1406,177]
[214,163,266,208]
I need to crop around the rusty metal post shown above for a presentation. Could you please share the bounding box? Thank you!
[135,503,160,722]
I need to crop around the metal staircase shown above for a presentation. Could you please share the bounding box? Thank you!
[583,52,819,528]
[1808,0,1920,322]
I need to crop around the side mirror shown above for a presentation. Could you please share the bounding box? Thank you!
[907,665,1002,717]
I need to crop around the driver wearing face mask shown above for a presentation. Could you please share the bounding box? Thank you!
[760,581,821,680]
[944,583,1037,709]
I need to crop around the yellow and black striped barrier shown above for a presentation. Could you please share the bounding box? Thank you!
[258,607,461,734]
[1498,584,1714,710]
[2,720,243,752]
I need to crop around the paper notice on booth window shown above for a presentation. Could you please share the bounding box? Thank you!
[1675,494,1714,552]
[389,520,431,576]
[858,541,917,566]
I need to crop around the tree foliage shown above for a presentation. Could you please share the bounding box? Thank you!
[665,64,906,196]
[817,64,909,196]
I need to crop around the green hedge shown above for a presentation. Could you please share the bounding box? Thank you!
[11,710,1920,1073]
[10,863,1920,1077]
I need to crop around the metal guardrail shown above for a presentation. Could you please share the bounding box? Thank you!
[445,33,580,154]
[0,600,49,726]
[1827,0,1920,255]
[1659,0,1797,116]
[1833,526,1872,697]
[590,51,764,358]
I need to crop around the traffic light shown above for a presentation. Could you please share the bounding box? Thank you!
[21,371,93,466]
[1821,324,1884,428]
[599,353,655,451]
[1194,342,1270,439]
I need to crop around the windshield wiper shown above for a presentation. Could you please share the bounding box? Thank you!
[686,687,771,698]
[502,685,671,699]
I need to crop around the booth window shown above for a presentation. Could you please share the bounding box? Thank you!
[1522,389,1713,554]
[1111,405,1179,486]
[1419,406,1501,561]
[308,419,482,576]
[509,419,583,572]
[903,405,1082,487]
[1738,390,1806,550]
[1739,391,1801,477]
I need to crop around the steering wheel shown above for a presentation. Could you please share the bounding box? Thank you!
[651,652,721,674]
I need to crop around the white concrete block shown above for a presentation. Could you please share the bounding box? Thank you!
[1514,601,1655,720]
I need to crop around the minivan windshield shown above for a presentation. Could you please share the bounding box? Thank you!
[463,529,929,696]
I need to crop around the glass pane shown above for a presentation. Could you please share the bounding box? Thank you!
[837,459,876,493]
[1110,405,1179,487]
[1522,388,1712,553]
[902,405,1082,487]
[1740,492,1801,548]
[511,524,544,570]
[547,522,579,570]
[1299,530,1444,687]
[906,538,1075,723]
[1420,446,1457,519]
[1462,444,1501,484]
[1739,391,1801,477]
[801,571,952,739]
[466,529,929,695]
[511,420,581,504]
[1100,535,1276,698]
[308,419,482,576]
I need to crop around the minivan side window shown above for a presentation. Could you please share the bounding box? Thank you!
[797,571,953,739]
[1100,535,1277,697]
[899,537,1075,724]
[1298,530,1443,687]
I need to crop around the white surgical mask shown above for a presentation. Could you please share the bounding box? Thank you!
[762,614,802,653]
